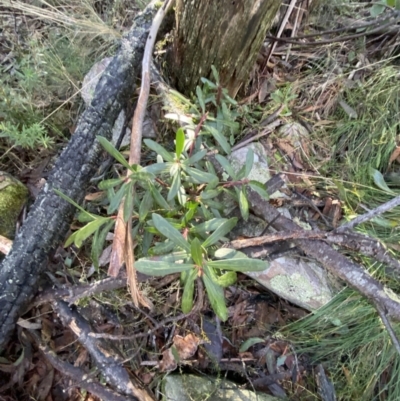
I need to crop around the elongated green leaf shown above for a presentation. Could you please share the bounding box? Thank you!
[150,239,176,255]
[203,266,228,321]
[96,136,133,171]
[175,128,185,158]
[168,172,181,201]
[182,268,197,313]
[208,258,267,272]
[214,248,246,259]
[245,149,254,178]
[205,160,217,177]
[223,92,237,106]
[370,167,395,194]
[123,181,134,223]
[239,338,265,353]
[150,184,171,210]
[248,181,269,199]
[206,125,231,154]
[211,65,219,83]
[108,183,128,214]
[142,162,170,174]
[144,138,174,162]
[170,162,180,177]
[201,198,224,210]
[131,171,155,182]
[202,217,237,248]
[215,154,236,179]
[239,186,249,221]
[78,211,100,223]
[196,86,205,113]
[216,271,237,287]
[54,189,96,221]
[152,213,190,252]
[184,166,217,184]
[200,77,217,89]
[142,231,153,255]
[135,260,194,276]
[177,185,187,206]
[139,190,153,223]
[187,149,207,165]
[92,219,115,271]
[66,217,112,248]
[191,238,203,266]
[190,218,229,234]
[236,164,247,181]
[200,189,220,200]
[98,178,124,190]
[181,204,197,226]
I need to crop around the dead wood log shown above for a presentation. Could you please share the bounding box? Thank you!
[0,3,159,351]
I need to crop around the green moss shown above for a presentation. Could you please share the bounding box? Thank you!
[0,172,29,238]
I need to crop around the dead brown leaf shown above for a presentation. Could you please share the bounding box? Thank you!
[389,146,400,167]
[173,334,200,360]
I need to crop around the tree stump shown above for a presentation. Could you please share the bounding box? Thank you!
[170,0,281,97]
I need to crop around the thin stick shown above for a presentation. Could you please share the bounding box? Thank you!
[231,119,282,152]
[30,331,130,401]
[375,302,400,358]
[336,194,400,233]
[109,0,174,305]
[264,0,297,67]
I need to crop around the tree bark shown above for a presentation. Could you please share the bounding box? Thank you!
[170,0,281,97]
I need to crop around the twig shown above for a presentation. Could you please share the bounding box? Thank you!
[272,13,397,40]
[231,228,400,276]
[230,230,327,249]
[266,19,396,46]
[374,302,400,358]
[263,0,297,67]
[231,119,282,152]
[90,279,204,341]
[33,273,132,307]
[232,105,284,151]
[189,113,208,157]
[336,194,400,233]
[29,330,132,401]
[53,300,155,401]
[246,188,400,321]
[89,312,192,340]
[109,0,174,309]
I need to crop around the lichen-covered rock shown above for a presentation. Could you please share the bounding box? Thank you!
[163,374,279,401]
[247,256,337,310]
[0,172,29,238]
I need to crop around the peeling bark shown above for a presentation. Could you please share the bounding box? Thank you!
[170,0,281,97]
[0,5,158,351]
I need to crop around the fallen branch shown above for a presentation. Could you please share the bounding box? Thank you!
[53,300,155,401]
[336,193,400,233]
[230,229,400,276]
[246,187,400,321]
[30,330,133,401]
[33,271,141,307]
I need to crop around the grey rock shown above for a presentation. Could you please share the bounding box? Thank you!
[163,374,280,401]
